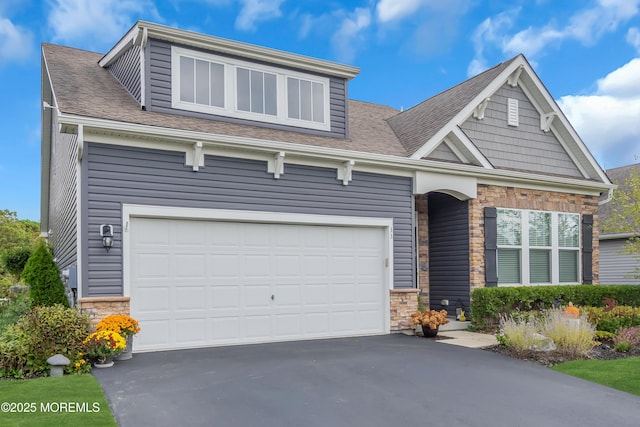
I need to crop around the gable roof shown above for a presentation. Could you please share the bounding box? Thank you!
[387,54,610,183]
[387,57,517,155]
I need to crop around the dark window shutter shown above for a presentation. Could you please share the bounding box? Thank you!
[485,207,498,287]
[582,214,593,284]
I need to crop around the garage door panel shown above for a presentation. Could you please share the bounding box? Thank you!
[174,221,205,246]
[175,286,206,310]
[243,255,271,277]
[174,318,207,343]
[135,286,171,311]
[174,254,205,278]
[135,254,170,277]
[130,217,387,351]
[208,254,239,277]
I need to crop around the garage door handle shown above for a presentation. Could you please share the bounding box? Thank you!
[271,294,275,301]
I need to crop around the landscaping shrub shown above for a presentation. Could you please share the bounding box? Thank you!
[470,285,640,328]
[0,304,90,377]
[582,306,640,333]
[0,275,11,298]
[1,247,32,281]
[0,293,31,334]
[20,243,69,307]
[613,326,640,352]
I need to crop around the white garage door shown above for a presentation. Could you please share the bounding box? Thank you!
[129,217,388,351]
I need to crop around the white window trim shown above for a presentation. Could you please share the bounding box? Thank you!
[171,46,331,131]
[497,208,581,286]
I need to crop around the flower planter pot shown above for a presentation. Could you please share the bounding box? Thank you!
[94,357,114,368]
[420,325,439,338]
[115,336,133,361]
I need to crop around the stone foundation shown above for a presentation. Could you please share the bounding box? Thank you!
[390,289,419,331]
[78,296,130,327]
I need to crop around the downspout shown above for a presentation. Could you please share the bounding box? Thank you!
[137,26,148,110]
[75,124,84,303]
[598,188,614,205]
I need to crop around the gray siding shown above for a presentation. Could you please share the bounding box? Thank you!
[600,239,640,285]
[83,142,414,297]
[108,45,141,102]
[460,84,582,178]
[146,38,349,138]
[48,114,77,270]
[426,143,464,163]
[428,193,470,316]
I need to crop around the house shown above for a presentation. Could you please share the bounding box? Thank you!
[41,21,613,352]
[599,163,640,284]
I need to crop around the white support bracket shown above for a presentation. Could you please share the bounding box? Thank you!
[267,151,285,179]
[508,65,523,87]
[185,141,204,171]
[337,160,355,186]
[540,112,556,132]
[473,97,491,120]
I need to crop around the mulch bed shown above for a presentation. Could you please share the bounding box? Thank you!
[486,342,640,367]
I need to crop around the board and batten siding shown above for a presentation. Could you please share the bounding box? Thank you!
[428,192,470,316]
[83,142,415,297]
[107,44,141,103]
[48,114,78,270]
[461,83,582,178]
[599,239,640,285]
[145,38,349,138]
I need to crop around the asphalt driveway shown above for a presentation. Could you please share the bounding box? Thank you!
[94,335,640,427]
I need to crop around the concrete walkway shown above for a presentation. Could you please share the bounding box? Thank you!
[95,335,640,427]
[437,330,498,348]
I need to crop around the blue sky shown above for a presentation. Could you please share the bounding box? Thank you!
[1,0,639,221]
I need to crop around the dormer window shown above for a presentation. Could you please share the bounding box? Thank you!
[171,46,330,131]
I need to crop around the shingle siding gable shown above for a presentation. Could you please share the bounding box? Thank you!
[460,83,583,178]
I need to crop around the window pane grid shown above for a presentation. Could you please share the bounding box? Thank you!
[180,55,224,108]
[287,77,325,124]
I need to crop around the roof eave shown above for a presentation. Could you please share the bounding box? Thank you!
[99,21,360,80]
[56,112,614,195]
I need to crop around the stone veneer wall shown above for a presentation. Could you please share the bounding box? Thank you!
[415,195,429,306]
[390,289,419,331]
[78,297,130,327]
[468,184,600,291]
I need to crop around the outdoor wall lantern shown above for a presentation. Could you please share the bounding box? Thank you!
[100,224,114,252]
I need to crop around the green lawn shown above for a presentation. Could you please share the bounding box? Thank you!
[0,375,117,427]
[552,357,640,396]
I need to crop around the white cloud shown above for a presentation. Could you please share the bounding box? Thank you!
[469,0,640,75]
[557,58,640,168]
[467,9,518,76]
[628,27,640,52]
[235,0,284,32]
[376,0,425,23]
[47,0,157,50]
[331,8,371,63]
[0,16,34,65]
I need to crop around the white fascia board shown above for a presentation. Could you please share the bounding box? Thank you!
[99,25,140,68]
[410,56,527,160]
[57,113,614,194]
[40,48,62,233]
[106,21,360,79]
[599,232,637,241]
